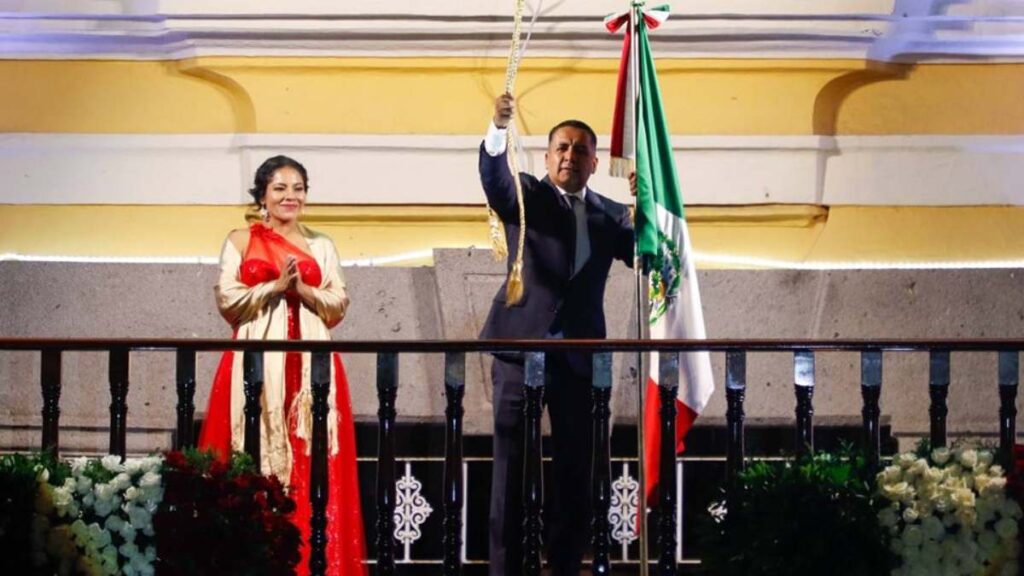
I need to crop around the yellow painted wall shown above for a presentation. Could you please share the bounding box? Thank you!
[832,64,1024,135]
[3,57,1023,267]
[0,61,240,133]
[2,58,1024,135]
[3,204,1023,268]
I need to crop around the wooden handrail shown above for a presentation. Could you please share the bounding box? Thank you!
[7,336,1021,575]
[1,337,1022,353]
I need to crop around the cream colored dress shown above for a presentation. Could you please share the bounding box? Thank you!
[214,224,349,482]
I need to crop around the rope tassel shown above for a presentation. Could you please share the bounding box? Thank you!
[501,0,528,306]
[503,120,527,306]
[505,259,525,305]
[487,208,508,261]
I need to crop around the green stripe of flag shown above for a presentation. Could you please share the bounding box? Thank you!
[634,8,685,267]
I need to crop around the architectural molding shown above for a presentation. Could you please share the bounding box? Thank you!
[1,133,1022,206]
[3,1,1024,61]
[3,203,1024,268]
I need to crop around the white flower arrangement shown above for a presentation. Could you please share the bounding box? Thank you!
[877,446,1023,576]
[33,455,164,576]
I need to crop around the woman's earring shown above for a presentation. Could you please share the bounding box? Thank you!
[260,205,269,222]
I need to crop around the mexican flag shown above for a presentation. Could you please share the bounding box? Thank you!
[606,4,715,500]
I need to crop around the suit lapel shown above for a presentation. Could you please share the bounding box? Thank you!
[540,175,572,210]
[585,190,605,257]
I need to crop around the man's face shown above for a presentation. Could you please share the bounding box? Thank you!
[545,126,598,194]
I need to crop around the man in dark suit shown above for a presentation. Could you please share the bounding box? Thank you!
[480,93,634,576]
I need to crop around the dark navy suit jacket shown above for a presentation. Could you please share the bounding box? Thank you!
[478,144,634,376]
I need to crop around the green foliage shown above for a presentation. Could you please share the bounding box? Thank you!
[697,448,895,576]
[177,447,257,478]
[228,451,257,477]
[0,454,41,574]
[913,437,932,459]
[180,446,217,472]
[0,452,68,575]
[79,458,116,484]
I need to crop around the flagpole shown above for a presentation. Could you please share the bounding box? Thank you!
[635,255,650,576]
[628,4,651,575]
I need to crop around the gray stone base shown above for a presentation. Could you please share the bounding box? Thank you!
[1,251,1022,453]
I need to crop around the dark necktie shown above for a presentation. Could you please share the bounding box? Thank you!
[569,194,590,276]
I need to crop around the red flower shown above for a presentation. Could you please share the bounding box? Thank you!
[208,459,228,477]
[164,451,188,470]
[1012,444,1024,476]
[154,449,300,576]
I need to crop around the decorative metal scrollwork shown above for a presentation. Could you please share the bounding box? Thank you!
[394,462,434,554]
[609,463,639,547]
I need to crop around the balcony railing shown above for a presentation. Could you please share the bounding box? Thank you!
[2,337,1021,576]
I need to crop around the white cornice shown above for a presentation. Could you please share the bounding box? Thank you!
[2,133,1023,206]
[3,1,1024,61]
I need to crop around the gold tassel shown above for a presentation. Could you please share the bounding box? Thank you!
[487,207,508,261]
[505,259,524,306]
[500,0,528,308]
[504,125,528,308]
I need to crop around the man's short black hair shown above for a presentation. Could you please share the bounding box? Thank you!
[548,119,597,148]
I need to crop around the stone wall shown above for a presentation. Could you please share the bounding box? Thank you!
[1,251,1022,453]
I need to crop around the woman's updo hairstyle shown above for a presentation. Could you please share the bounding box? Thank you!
[248,155,310,206]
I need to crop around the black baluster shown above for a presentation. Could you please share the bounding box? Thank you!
[376,352,399,576]
[108,347,130,459]
[998,351,1019,471]
[794,350,815,457]
[522,351,545,576]
[309,352,331,576]
[174,349,197,450]
[725,350,746,479]
[242,350,264,464]
[40,349,62,455]
[443,352,465,576]
[929,350,950,449]
[861,351,883,471]
[591,352,613,576]
[658,351,679,576]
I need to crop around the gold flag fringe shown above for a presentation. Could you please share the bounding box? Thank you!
[609,156,636,179]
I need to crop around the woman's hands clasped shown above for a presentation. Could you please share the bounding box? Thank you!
[272,255,317,309]
[272,255,299,295]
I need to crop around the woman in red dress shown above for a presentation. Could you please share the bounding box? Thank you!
[199,155,367,575]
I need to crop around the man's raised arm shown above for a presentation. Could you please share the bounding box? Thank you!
[479,93,519,218]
